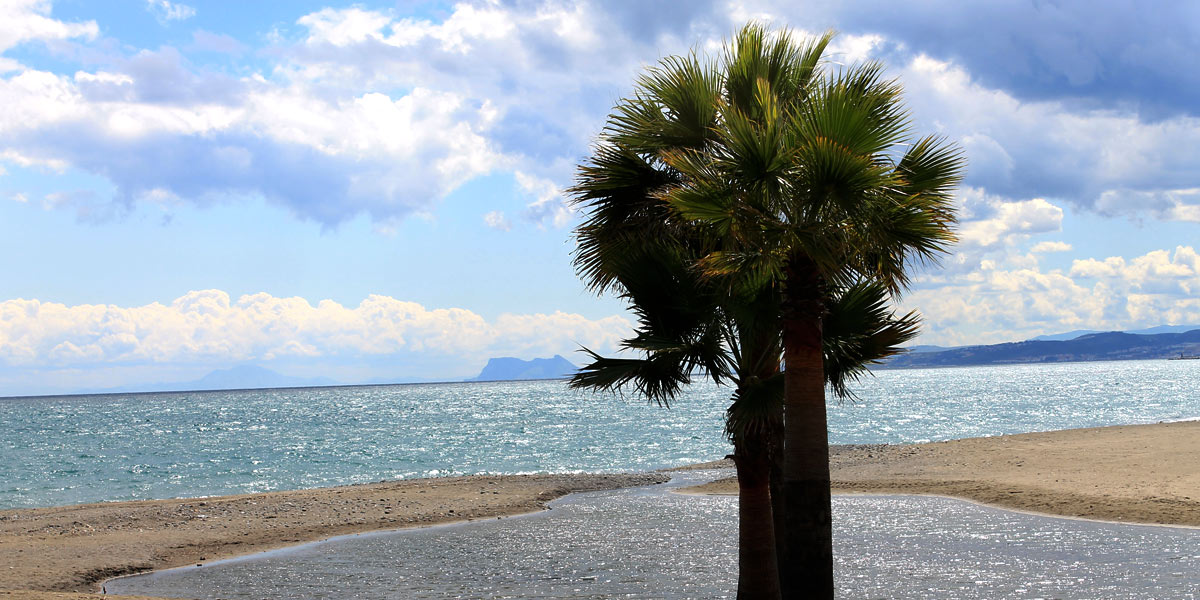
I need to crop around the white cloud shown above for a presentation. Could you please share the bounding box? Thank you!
[0,58,507,223]
[146,0,195,22]
[0,290,631,370]
[299,4,522,53]
[899,54,1200,220]
[1096,188,1200,223]
[0,0,97,53]
[3,1,656,226]
[825,32,885,65]
[912,188,1066,282]
[907,246,1200,346]
[1030,241,1072,254]
[296,7,396,47]
[1,1,1198,234]
[267,2,734,222]
[1069,247,1199,294]
[483,210,511,231]
[517,171,573,228]
[958,193,1062,248]
[41,189,124,222]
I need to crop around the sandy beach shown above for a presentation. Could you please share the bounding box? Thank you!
[1,421,1197,599]
[0,473,667,599]
[687,420,1200,527]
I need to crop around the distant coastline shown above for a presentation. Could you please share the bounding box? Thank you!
[885,328,1200,369]
[6,356,579,400]
[0,376,575,402]
[12,326,1200,398]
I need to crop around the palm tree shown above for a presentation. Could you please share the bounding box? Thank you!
[568,32,796,599]
[664,26,964,598]
[567,243,917,599]
[567,23,944,598]
[569,240,787,598]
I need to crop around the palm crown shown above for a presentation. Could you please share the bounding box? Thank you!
[569,23,951,412]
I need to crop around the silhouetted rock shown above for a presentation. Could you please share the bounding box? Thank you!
[469,355,578,381]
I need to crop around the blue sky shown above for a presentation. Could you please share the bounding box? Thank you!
[2,0,1199,395]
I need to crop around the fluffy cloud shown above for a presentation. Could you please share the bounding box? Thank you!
[0,0,96,53]
[0,290,631,369]
[0,52,506,223]
[145,0,195,23]
[0,1,756,229]
[1096,188,1200,223]
[906,246,1200,346]
[1069,246,1200,295]
[910,189,1065,282]
[957,191,1063,248]
[737,0,1200,119]
[898,55,1200,216]
[516,171,572,228]
[483,210,511,231]
[0,3,527,225]
[1030,241,1072,254]
[4,1,1199,231]
[281,2,729,222]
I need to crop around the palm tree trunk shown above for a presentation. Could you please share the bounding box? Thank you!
[734,432,782,599]
[768,419,787,585]
[779,257,833,599]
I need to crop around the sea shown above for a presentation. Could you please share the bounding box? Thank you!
[3,359,1198,510]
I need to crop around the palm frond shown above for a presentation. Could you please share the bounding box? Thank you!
[569,350,692,408]
[725,372,785,442]
[568,22,959,452]
[823,280,920,399]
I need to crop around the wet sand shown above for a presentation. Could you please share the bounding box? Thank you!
[686,421,1200,527]
[0,473,667,599]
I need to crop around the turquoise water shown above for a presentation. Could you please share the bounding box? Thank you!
[3,360,1199,509]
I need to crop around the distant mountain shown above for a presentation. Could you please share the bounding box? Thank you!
[187,365,339,391]
[1030,324,1200,342]
[469,355,578,382]
[885,329,1200,369]
[88,365,339,394]
[1030,329,1103,342]
[1127,324,1200,336]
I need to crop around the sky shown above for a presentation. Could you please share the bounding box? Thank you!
[2,0,1199,395]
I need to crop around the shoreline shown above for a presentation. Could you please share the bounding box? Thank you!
[685,420,1200,528]
[0,473,668,599]
[2,421,1198,599]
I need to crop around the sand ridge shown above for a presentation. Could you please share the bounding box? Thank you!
[686,420,1200,526]
[0,472,667,598]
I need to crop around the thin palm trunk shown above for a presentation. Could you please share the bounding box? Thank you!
[779,258,833,599]
[768,419,787,584]
[734,430,782,600]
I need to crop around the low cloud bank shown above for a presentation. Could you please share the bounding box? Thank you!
[0,290,631,369]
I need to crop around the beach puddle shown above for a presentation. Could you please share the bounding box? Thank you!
[108,470,1200,599]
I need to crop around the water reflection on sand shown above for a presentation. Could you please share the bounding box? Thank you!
[109,470,1200,599]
